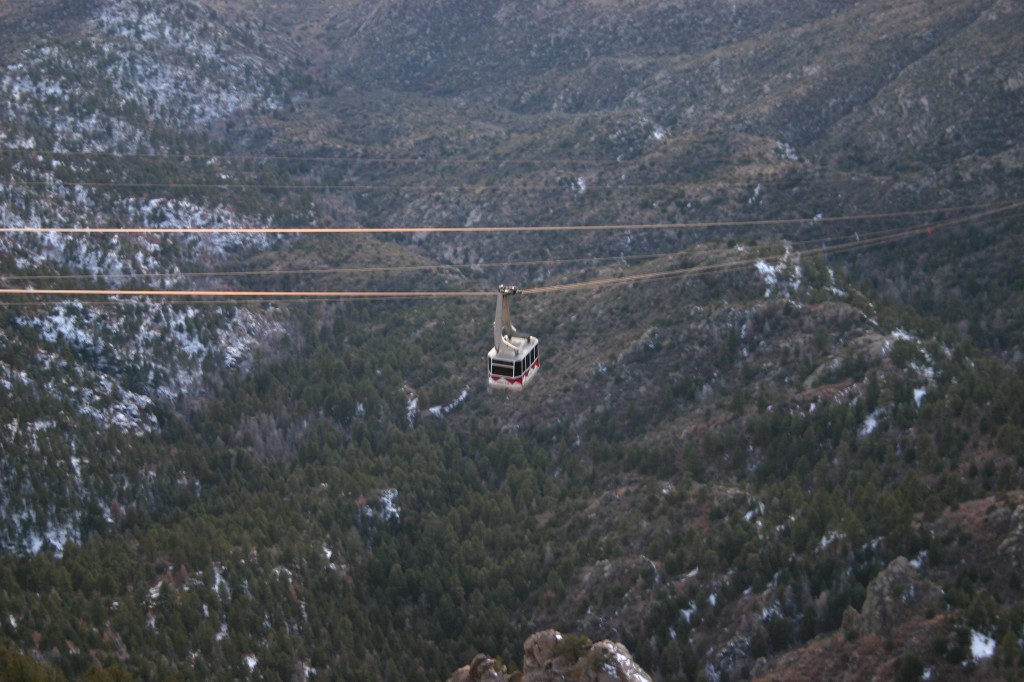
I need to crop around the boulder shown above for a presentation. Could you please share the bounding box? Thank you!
[997,506,1024,569]
[447,629,652,682]
[856,556,942,635]
[448,654,512,682]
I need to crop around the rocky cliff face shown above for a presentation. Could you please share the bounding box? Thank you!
[449,630,652,682]
[852,556,943,636]
[998,505,1024,569]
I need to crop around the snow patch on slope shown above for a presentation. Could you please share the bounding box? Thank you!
[754,243,802,299]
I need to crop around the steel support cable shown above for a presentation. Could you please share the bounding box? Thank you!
[0,222,961,302]
[0,170,804,192]
[0,288,492,300]
[1,229,870,282]
[0,295,455,308]
[0,214,986,286]
[3,263,465,282]
[524,233,890,296]
[3,248,694,283]
[2,255,642,283]
[1,204,1018,301]
[3,168,748,192]
[2,147,631,165]
[6,179,619,191]
[523,207,1018,296]
[0,201,1020,235]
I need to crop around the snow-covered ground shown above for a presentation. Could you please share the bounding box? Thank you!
[0,0,290,272]
[754,243,802,299]
[0,0,297,556]
[361,489,402,524]
[970,630,995,661]
[428,386,470,416]
[0,0,292,438]
[2,0,284,154]
[15,300,284,433]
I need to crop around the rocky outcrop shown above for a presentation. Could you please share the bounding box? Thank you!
[448,654,512,682]
[855,556,943,635]
[997,505,1024,569]
[448,630,652,682]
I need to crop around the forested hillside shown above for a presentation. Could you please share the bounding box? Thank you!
[0,0,1022,680]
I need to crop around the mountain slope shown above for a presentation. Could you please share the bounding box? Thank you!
[0,0,1022,680]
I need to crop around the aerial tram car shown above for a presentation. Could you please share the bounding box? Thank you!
[487,284,539,391]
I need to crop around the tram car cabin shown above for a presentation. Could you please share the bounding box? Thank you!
[487,285,539,391]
